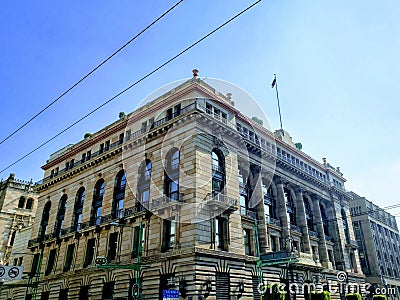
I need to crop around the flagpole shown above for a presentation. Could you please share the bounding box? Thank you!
[273,74,283,130]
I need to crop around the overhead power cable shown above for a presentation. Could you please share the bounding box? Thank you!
[0,0,184,147]
[0,0,262,176]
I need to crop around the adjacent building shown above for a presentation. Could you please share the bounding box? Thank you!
[2,71,364,299]
[0,173,38,266]
[350,192,400,299]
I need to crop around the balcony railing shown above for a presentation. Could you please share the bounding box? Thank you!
[267,218,281,227]
[240,208,257,219]
[150,194,183,209]
[325,235,333,242]
[290,224,301,233]
[205,193,237,207]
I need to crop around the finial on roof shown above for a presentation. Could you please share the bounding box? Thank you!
[226,93,232,100]
[192,69,199,77]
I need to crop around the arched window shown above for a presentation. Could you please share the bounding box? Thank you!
[284,188,296,225]
[39,201,51,240]
[73,188,85,231]
[18,197,25,208]
[26,198,34,210]
[92,179,105,226]
[263,185,276,221]
[342,208,351,243]
[211,149,225,195]
[303,197,314,231]
[137,160,152,211]
[112,170,126,219]
[165,149,180,201]
[54,195,67,237]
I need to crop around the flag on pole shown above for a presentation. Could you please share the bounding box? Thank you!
[271,77,276,88]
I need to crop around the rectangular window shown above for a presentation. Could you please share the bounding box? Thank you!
[126,129,131,141]
[65,161,70,170]
[102,282,115,300]
[41,291,50,300]
[270,236,277,252]
[50,170,54,178]
[105,140,110,151]
[63,244,75,272]
[99,143,104,154]
[45,249,57,275]
[81,153,86,163]
[141,121,147,132]
[70,159,74,169]
[79,286,89,300]
[59,288,69,300]
[119,133,124,145]
[18,257,23,266]
[148,117,154,129]
[243,229,251,255]
[54,167,59,176]
[166,108,173,121]
[174,104,181,117]
[215,217,227,251]
[162,219,176,252]
[86,150,91,161]
[132,226,144,258]
[107,232,118,261]
[30,253,40,277]
[84,238,95,268]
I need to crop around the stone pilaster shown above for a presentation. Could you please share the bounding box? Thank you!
[276,179,290,250]
[294,188,311,254]
[312,195,332,269]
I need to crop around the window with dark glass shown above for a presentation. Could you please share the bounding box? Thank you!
[81,153,86,163]
[119,133,124,145]
[54,195,67,237]
[59,288,69,300]
[212,149,225,195]
[215,217,227,251]
[104,140,110,151]
[18,196,25,208]
[284,188,296,225]
[263,185,276,221]
[41,291,50,300]
[165,149,180,201]
[84,238,95,268]
[45,249,57,275]
[26,198,34,209]
[162,219,175,252]
[102,282,115,300]
[39,201,51,240]
[303,197,314,231]
[63,244,75,272]
[239,168,250,216]
[137,160,152,211]
[92,179,105,226]
[320,204,329,236]
[174,103,181,117]
[86,151,91,161]
[73,188,85,231]
[107,232,118,261]
[243,229,251,255]
[9,231,16,246]
[342,208,351,243]
[112,171,126,219]
[166,108,173,121]
[30,253,40,277]
[79,286,90,300]
[131,226,142,258]
[99,143,104,154]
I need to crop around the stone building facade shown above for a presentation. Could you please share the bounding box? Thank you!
[2,72,363,299]
[350,192,400,299]
[0,173,38,266]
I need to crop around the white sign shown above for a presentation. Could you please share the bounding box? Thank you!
[0,266,23,281]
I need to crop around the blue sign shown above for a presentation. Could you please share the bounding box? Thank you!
[162,289,179,299]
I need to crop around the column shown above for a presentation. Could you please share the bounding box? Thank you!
[276,178,290,250]
[294,188,311,254]
[312,195,332,269]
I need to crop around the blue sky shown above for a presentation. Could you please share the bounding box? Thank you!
[1,1,399,215]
